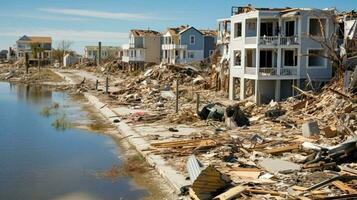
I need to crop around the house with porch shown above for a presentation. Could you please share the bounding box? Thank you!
[121,29,161,66]
[162,26,214,65]
[16,35,52,64]
[228,5,335,104]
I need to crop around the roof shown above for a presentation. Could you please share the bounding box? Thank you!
[17,35,52,43]
[200,30,218,36]
[130,29,161,37]
[165,25,190,36]
[179,26,203,35]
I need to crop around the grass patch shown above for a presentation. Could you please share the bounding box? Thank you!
[52,114,71,131]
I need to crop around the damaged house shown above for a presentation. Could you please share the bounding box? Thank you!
[161,26,217,65]
[122,29,161,68]
[16,35,52,65]
[227,6,336,104]
[84,46,121,62]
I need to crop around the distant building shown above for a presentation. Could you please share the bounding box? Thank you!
[84,46,121,61]
[0,50,8,61]
[63,53,80,67]
[16,35,52,64]
[122,29,161,65]
[161,26,217,65]
[227,5,335,104]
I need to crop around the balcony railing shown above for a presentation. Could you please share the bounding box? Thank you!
[258,36,299,46]
[245,67,256,75]
[259,67,278,76]
[280,68,298,76]
[244,67,298,77]
[162,44,187,50]
[122,56,145,62]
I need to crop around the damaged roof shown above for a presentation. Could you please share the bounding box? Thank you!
[165,25,190,36]
[200,30,218,36]
[17,35,52,43]
[130,29,161,37]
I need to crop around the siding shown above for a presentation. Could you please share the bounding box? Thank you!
[180,27,204,51]
[203,36,216,58]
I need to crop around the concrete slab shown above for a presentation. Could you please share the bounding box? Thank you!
[260,158,300,174]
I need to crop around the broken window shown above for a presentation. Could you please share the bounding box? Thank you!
[284,50,297,66]
[285,21,295,36]
[190,35,195,45]
[309,18,326,37]
[234,50,241,66]
[308,49,326,67]
[234,22,242,38]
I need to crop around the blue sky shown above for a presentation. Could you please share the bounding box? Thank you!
[0,0,355,53]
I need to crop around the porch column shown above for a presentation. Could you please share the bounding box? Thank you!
[275,80,281,101]
[240,77,245,100]
[277,48,281,75]
[255,79,260,105]
[256,17,261,43]
[228,74,234,100]
[255,48,260,76]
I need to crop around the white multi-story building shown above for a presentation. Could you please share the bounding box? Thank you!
[228,6,335,104]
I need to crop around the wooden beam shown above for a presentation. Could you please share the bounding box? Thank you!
[264,143,301,155]
[332,180,357,194]
[213,185,246,200]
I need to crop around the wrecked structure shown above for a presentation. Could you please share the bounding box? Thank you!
[121,29,161,69]
[226,6,336,104]
[84,45,121,62]
[16,35,53,65]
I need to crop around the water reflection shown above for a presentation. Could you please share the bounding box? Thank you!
[0,82,148,200]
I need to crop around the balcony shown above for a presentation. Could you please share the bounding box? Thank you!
[257,36,299,46]
[244,67,298,77]
[162,44,187,50]
[122,55,144,62]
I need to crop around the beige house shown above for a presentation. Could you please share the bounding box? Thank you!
[122,29,161,64]
[16,35,52,64]
[84,46,121,61]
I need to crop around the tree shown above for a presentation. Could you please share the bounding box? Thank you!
[52,40,73,65]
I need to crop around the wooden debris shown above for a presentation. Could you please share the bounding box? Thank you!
[213,185,246,200]
[332,180,357,194]
[264,143,301,155]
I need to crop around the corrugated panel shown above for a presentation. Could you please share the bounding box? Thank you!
[187,155,204,183]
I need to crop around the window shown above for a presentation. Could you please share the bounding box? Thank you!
[285,21,295,36]
[188,52,194,58]
[260,50,272,68]
[234,22,242,38]
[234,50,241,66]
[308,49,326,67]
[260,22,273,36]
[190,35,195,44]
[309,18,326,36]
[183,50,186,59]
[284,50,297,66]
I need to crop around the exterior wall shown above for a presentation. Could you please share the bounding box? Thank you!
[203,36,216,58]
[257,80,276,104]
[144,36,161,63]
[180,28,204,61]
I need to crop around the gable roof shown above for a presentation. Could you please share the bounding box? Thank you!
[165,25,189,36]
[17,35,52,43]
[179,26,203,35]
[130,29,161,37]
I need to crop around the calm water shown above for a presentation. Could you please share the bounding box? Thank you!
[0,82,148,200]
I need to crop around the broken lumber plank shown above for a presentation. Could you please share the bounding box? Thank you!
[213,185,246,200]
[151,139,217,148]
[264,143,301,155]
[332,180,357,194]
[245,188,284,196]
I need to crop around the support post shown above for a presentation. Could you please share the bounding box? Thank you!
[96,79,99,91]
[37,52,40,73]
[175,79,179,113]
[25,53,29,74]
[196,93,200,114]
[105,76,109,94]
[98,41,102,66]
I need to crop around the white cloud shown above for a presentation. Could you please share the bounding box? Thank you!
[0,28,128,43]
[0,13,87,22]
[39,8,159,21]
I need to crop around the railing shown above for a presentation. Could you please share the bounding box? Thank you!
[162,44,187,49]
[259,67,278,76]
[280,68,298,76]
[280,36,299,45]
[259,36,279,45]
[122,56,145,62]
[245,67,257,75]
[245,37,257,44]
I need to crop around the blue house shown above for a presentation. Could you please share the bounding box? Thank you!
[162,26,217,65]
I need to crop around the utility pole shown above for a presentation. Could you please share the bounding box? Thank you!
[25,53,29,74]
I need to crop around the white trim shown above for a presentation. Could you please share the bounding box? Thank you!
[189,35,195,45]
[306,48,328,68]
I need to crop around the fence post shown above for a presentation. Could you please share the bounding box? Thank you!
[95,79,99,91]
[105,76,109,94]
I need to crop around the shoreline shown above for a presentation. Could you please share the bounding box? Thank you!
[52,70,189,198]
